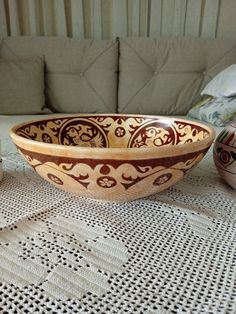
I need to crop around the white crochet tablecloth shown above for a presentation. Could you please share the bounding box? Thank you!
[0,123,236,313]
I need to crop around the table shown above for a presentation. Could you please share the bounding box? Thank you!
[0,127,236,313]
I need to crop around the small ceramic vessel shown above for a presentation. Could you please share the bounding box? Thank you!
[10,114,215,202]
[213,121,236,189]
[0,141,2,182]
[0,159,2,182]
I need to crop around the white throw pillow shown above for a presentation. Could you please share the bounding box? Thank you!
[201,64,236,97]
[188,96,236,127]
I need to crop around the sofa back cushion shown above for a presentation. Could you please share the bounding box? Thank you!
[0,37,118,113]
[0,56,45,115]
[118,37,236,115]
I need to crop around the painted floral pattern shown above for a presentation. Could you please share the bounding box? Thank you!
[188,96,236,127]
[16,115,209,149]
[17,145,207,201]
[97,176,117,188]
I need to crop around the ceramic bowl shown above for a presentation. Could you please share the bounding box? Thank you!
[0,142,2,182]
[10,114,215,202]
[213,121,236,189]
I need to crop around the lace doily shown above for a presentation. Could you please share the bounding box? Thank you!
[0,135,236,313]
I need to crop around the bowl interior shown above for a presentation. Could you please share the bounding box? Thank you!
[15,115,210,149]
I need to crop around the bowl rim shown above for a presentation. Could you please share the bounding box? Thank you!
[10,113,216,159]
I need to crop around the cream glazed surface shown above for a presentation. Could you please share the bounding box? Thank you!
[214,121,236,189]
[10,114,215,201]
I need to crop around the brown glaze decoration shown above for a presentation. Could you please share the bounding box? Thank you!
[15,115,210,148]
[153,173,172,186]
[16,145,208,191]
[47,173,64,186]
[213,122,236,189]
[10,114,215,202]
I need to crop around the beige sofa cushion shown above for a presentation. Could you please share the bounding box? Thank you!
[118,37,236,115]
[0,37,118,113]
[0,56,45,115]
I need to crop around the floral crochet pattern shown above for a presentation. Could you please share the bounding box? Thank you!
[0,216,129,300]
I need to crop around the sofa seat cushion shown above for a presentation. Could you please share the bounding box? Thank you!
[118,37,236,115]
[0,56,45,115]
[0,37,118,113]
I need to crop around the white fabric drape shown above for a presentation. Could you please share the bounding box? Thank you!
[0,0,236,39]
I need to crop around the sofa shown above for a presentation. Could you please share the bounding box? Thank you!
[1,35,236,133]
[0,37,236,313]
[1,35,236,114]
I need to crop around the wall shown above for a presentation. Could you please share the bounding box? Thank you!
[0,0,235,40]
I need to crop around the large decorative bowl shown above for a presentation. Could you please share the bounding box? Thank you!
[213,121,236,189]
[10,114,215,202]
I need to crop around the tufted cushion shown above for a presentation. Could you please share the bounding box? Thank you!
[0,56,45,115]
[118,37,236,115]
[0,37,118,113]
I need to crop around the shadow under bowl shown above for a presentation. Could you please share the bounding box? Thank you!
[10,114,215,202]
